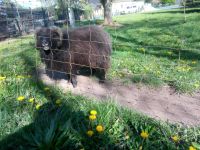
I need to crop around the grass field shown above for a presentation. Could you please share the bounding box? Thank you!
[106,8,200,92]
[0,9,200,149]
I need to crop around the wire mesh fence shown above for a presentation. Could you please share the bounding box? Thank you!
[0,0,200,99]
[1,1,200,149]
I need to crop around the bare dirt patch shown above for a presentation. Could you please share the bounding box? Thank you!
[38,67,200,126]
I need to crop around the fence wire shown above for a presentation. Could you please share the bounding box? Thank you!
[0,0,200,103]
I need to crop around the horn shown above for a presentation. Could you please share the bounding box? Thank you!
[50,26,63,47]
[35,27,43,50]
[35,27,41,36]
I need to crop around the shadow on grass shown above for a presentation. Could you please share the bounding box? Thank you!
[108,11,200,57]
[109,29,200,61]
[0,103,84,149]
[0,49,114,150]
[149,7,200,14]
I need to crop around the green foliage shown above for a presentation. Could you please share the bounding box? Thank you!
[192,142,200,149]
[100,0,106,6]
[53,0,92,20]
[82,4,93,19]
[145,0,153,3]
[161,0,175,4]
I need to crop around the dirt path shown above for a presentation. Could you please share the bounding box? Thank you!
[38,68,200,126]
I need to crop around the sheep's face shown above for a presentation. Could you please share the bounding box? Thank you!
[41,35,50,51]
[35,27,63,55]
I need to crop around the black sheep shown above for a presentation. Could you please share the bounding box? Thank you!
[35,26,112,87]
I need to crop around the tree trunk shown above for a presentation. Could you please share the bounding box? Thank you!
[69,8,75,28]
[103,0,113,25]
[14,19,22,35]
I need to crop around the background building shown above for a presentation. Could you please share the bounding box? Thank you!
[89,0,145,19]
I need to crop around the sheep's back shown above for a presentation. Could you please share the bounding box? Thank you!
[65,26,111,70]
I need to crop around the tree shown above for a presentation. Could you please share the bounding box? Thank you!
[82,4,92,19]
[39,0,72,26]
[39,0,90,27]
[100,0,113,25]
[55,0,89,27]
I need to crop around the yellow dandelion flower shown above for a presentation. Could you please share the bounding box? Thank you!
[139,146,143,150]
[119,73,124,77]
[189,146,196,150]
[27,75,31,78]
[44,87,50,91]
[186,67,191,71]
[36,104,41,110]
[55,99,62,106]
[125,135,129,140]
[56,99,62,104]
[87,130,94,137]
[90,110,97,115]
[192,61,197,64]
[171,135,179,142]
[17,96,25,101]
[0,76,6,81]
[145,67,150,71]
[16,75,25,79]
[140,48,145,52]
[167,51,173,55]
[194,83,200,88]
[140,131,149,139]
[156,71,161,75]
[28,98,34,103]
[96,125,104,133]
[89,115,97,121]
[182,68,186,72]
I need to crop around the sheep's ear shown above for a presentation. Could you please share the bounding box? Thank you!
[35,27,42,50]
[35,27,42,37]
[50,27,63,48]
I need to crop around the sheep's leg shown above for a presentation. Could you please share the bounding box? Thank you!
[66,74,76,87]
[71,74,77,88]
[65,73,69,81]
[65,62,77,87]
[70,67,78,88]
[98,69,106,83]
[66,65,71,82]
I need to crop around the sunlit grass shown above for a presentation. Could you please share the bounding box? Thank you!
[106,9,200,92]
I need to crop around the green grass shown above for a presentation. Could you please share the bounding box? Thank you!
[106,8,200,92]
[0,9,200,149]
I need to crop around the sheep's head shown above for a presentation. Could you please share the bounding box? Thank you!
[35,27,63,55]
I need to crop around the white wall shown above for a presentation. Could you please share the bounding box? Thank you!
[92,1,145,19]
[112,1,145,16]
[93,8,103,19]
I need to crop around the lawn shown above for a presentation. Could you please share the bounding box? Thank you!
[0,9,200,150]
[106,8,200,92]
